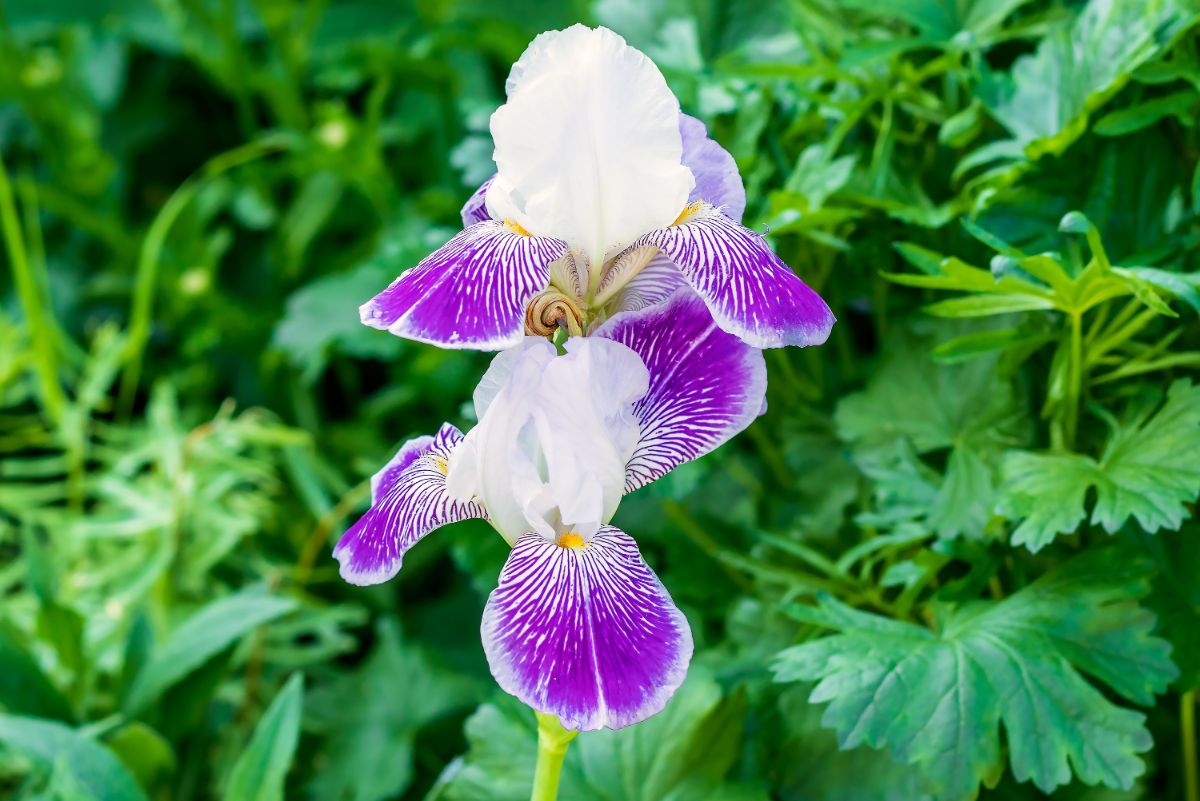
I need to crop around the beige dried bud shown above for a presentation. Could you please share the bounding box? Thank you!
[524,291,585,338]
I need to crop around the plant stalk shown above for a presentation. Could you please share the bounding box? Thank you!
[1185,689,1198,801]
[0,151,65,423]
[1063,311,1084,449]
[530,711,577,801]
[119,136,287,417]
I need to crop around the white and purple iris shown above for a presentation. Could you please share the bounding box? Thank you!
[334,291,767,729]
[359,24,834,350]
[336,24,831,734]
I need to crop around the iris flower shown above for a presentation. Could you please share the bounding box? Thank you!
[334,290,766,730]
[360,24,834,351]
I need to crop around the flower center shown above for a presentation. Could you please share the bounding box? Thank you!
[556,532,586,549]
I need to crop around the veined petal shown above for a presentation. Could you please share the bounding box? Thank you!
[595,288,767,493]
[680,115,745,223]
[635,204,835,349]
[360,221,566,350]
[481,525,692,731]
[486,25,694,265]
[460,177,494,227]
[334,424,485,586]
[600,252,687,316]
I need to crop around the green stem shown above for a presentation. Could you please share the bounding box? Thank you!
[1185,689,1198,801]
[1063,311,1083,449]
[530,712,577,801]
[0,151,65,423]
[118,136,287,416]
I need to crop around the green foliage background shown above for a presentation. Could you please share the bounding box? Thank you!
[0,0,1198,799]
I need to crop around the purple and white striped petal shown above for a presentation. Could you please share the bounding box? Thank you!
[635,203,834,349]
[680,115,745,223]
[334,424,485,586]
[460,177,494,227]
[601,253,687,316]
[360,221,566,350]
[595,288,767,493]
[481,525,692,731]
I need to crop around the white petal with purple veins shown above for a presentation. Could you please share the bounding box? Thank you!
[595,288,767,492]
[481,525,693,731]
[601,252,687,317]
[334,424,485,586]
[486,25,694,267]
[360,221,565,351]
[636,204,835,349]
[680,115,746,223]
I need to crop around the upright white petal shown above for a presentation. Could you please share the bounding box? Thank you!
[445,336,648,542]
[486,25,694,270]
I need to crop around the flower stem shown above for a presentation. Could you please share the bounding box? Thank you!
[0,151,65,424]
[530,711,577,801]
[1184,689,1198,801]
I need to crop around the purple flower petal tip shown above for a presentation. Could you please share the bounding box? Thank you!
[360,221,566,351]
[482,526,693,731]
[636,205,835,349]
[334,424,484,586]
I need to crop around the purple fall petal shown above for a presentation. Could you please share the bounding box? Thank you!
[370,434,434,501]
[481,525,692,731]
[636,204,835,349]
[680,115,746,223]
[595,288,767,492]
[360,221,566,350]
[460,177,494,227]
[334,424,485,586]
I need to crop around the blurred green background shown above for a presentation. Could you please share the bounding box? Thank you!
[1,0,1199,799]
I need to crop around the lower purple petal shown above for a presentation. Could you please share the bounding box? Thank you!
[360,221,565,350]
[334,424,485,586]
[481,525,692,731]
[595,289,767,492]
[680,115,746,224]
[636,204,835,349]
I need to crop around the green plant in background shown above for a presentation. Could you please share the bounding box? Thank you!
[0,1,1198,800]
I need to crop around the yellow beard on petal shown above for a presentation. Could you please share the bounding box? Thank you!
[556,532,586,549]
[505,218,534,237]
[671,200,704,227]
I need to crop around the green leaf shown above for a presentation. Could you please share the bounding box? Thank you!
[306,619,479,801]
[999,380,1200,550]
[978,0,1193,159]
[773,548,1176,800]
[836,0,1036,43]
[837,329,1027,538]
[123,588,297,715]
[223,674,304,801]
[435,666,767,801]
[0,619,73,720]
[774,686,938,801]
[1094,90,1198,136]
[0,714,150,801]
[924,293,1057,317]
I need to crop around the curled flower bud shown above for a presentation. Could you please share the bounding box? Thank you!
[524,290,585,337]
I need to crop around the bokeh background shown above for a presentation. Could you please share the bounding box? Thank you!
[1,0,1199,799]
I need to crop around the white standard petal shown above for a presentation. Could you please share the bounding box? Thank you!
[486,25,694,269]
